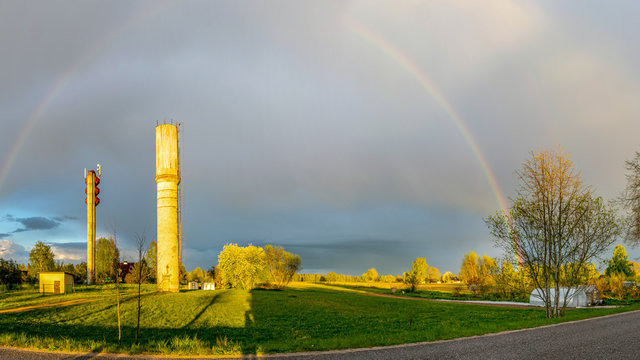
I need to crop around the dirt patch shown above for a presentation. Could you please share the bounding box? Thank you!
[363,293,536,308]
[0,298,98,314]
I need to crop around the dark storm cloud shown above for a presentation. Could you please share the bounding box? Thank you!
[3,214,75,233]
[49,241,86,250]
[0,233,10,238]
[280,238,412,275]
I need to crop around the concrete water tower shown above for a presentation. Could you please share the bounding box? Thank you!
[155,123,181,292]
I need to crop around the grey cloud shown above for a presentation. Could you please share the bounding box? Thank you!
[49,242,87,263]
[52,216,77,222]
[7,216,61,233]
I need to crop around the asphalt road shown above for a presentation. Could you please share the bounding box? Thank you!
[2,310,639,360]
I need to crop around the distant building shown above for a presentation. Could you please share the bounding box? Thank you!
[119,262,135,281]
[203,282,215,290]
[529,287,600,308]
[188,281,201,290]
[39,272,74,294]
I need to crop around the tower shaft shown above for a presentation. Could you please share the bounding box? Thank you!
[86,171,96,284]
[156,124,180,292]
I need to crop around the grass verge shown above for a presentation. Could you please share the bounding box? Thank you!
[0,282,638,356]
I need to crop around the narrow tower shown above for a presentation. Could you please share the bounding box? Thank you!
[156,124,180,292]
[84,165,100,284]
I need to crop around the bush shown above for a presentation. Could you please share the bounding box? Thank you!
[0,259,23,289]
[264,245,301,289]
[218,244,267,289]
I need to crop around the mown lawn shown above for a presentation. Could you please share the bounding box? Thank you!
[0,282,637,356]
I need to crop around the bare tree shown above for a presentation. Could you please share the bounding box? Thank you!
[622,152,640,246]
[486,148,622,318]
[134,232,148,344]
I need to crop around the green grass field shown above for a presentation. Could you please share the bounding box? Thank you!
[0,282,637,356]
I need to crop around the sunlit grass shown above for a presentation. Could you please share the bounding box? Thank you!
[0,283,637,356]
[314,281,470,293]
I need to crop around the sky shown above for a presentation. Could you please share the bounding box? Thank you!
[1,1,640,276]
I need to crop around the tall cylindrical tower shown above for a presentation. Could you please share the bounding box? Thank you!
[85,169,100,284]
[156,124,180,292]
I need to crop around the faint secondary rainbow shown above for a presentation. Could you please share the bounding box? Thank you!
[349,21,521,264]
[0,2,173,193]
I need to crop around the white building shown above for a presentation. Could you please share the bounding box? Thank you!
[529,287,591,308]
[203,282,215,290]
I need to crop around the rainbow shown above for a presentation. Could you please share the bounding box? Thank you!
[0,2,172,193]
[349,21,521,265]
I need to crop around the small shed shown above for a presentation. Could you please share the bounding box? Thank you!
[203,282,215,290]
[39,272,74,294]
[529,287,589,308]
[188,281,201,290]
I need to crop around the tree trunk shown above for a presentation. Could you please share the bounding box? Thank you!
[116,273,121,345]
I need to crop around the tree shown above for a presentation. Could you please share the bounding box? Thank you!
[218,244,267,289]
[207,265,221,287]
[187,267,207,283]
[133,232,147,345]
[124,261,151,284]
[264,245,301,289]
[73,262,88,284]
[403,258,428,292]
[605,245,633,278]
[95,237,120,282]
[362,268,379,282]
[459,252,497,295]
[0,258,23,289]
[441,272,455,283]
[621,152,640,245]
[28,241,55,276]
[459,252,479,287]
[493,261,532,300]
[380,274,396,283]
[486,148,622,318]
[179,262,187,283]
[477,255,498,293]
[630,261,640,280]
[426,266,441,283]
[609,272,627,299]
[144,240,157,282]
[326,271,339,283]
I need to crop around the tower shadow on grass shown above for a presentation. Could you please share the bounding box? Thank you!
[238,289,260,358]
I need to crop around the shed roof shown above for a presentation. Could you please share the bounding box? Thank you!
[38,272,74,276]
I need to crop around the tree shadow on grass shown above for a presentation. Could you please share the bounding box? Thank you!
[46,291,157,325]
[0,288,320,357]
[182,292,219,329]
